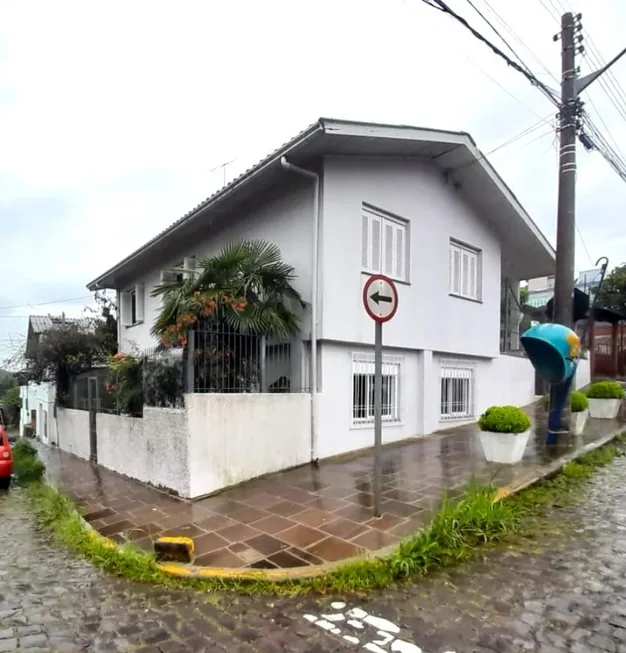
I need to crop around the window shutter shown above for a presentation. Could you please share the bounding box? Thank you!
[361,214,370,269]
[134,284,145,323]
[451,246,461,294]
[371,216,382,273]
[395,225,405,281]
[120,292,131,327]
[383,222,394,276]
[461,251,470,296]
[469,254,477,299]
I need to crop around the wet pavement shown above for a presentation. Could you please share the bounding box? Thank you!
[36,405,622,571]
[4,446,626,651]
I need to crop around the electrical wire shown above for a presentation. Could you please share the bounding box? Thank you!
[464,58,544,118]
[579,112,626,183]
[419,0,560,107]
[0,295,94,312]
[470,0,559,86]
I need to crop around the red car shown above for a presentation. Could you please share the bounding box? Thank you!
[0,426,12,490]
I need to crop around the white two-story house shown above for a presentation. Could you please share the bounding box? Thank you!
[87,117,557,462]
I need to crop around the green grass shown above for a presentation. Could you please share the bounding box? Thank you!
[24,432,626,595]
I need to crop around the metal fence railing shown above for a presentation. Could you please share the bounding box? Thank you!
[59,324,311,417]
[143,347,185,408]
[190,323,301,393]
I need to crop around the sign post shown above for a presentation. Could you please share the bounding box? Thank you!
[362,274,399,517]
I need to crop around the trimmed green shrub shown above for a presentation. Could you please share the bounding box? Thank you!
[478,405,532,434]
[570,390,589,413]
[542,390,589,413]
[586,380,625,400]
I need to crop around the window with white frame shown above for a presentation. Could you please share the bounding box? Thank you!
[440,361,475,420]
[361,206,408,282]
[120,284,145,327]
[449,240,481,301]
[352,353,402,425]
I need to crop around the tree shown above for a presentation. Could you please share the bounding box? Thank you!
[594,264,626,316]
[24,298,118,402]
[151,239,306,346]
[1,380,20,425]
[24,323,110,399]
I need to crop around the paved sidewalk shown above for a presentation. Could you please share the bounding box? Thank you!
[37,405,621,571]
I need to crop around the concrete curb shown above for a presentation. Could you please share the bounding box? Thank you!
[53,425,625,584]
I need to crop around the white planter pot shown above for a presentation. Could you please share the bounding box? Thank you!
[570,409,588,435]
[478,429,531,464]
[588,398,622,420]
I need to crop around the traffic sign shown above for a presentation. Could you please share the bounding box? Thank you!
[363,274,398,323]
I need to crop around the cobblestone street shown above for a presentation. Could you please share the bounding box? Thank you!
[4,457,626,652]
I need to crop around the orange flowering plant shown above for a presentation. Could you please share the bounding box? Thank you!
[105,352,144,415]
[150,240,306,347]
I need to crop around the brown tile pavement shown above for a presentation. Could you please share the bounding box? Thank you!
[36,404,623,570]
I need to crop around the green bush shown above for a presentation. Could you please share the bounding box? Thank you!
[14,456,46,484]
[12,437,45,484]
[570,390,589,413]
[586,380,625,400]
[478,405,532,434]
[12,437,38,459]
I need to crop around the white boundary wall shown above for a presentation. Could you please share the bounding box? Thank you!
[53,394,311,499]
[97,408,190,496]
[57,408,90,460]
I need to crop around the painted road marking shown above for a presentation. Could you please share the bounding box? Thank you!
[302,603,457,652]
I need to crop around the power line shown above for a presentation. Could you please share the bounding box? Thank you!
[0,295,93,312]
[419,0,559,107]
[470,0,559,85]
[464,58,544,118]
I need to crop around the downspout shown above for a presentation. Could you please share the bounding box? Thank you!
[280,156,320,463]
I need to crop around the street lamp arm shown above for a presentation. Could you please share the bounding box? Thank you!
[576,45,626,95]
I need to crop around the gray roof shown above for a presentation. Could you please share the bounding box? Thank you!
[87,117,556,289]
[29,315,95,334]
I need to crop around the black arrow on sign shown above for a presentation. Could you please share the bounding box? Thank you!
[370,291,392,305]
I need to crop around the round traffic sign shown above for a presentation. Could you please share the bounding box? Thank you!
[363,274,399,323]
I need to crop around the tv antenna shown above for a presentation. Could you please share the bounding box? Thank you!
[210,158,237,186]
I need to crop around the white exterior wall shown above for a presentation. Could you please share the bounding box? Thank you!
[321,157,501,357]
[56,408,90,460]
[316,342,420,459]
[186,393,311,498]
[97,408,190,497]
[118,179,315,353]
[576,357,591,390]
[19,382,57,445]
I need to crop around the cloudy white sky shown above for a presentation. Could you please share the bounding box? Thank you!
[0,0,625,361]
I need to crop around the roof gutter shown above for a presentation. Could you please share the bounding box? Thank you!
[280,156,320,465]
[86,121,326,291]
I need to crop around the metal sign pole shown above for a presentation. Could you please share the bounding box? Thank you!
[373,320,383,518]
[362,274,398,521]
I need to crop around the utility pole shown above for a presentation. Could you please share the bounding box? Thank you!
[548,12,579,435]
[549,13,626,436]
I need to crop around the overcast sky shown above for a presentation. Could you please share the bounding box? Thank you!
[0,0,624,361]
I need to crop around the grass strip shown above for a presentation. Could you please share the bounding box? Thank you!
[24,432,625,595]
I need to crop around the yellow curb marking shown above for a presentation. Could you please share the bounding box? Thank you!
[492,487,511,504]
[157,563,193,576]
[155,536,195,555]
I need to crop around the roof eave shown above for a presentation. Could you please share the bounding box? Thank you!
[86,119,326,290]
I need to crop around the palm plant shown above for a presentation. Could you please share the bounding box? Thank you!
[151,239,306,347]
